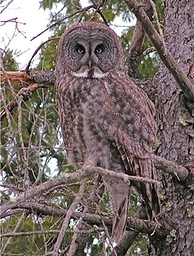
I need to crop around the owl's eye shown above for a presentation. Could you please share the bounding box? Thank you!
[95,44,105,54]
[75,44,85,54]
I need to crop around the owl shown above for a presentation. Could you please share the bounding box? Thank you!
[55,22,160,244]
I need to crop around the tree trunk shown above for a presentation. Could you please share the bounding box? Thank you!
[152,0,194,255]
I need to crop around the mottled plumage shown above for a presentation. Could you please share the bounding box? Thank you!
[55,22,160,243]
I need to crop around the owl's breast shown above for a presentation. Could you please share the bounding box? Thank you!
[56,77,113,167]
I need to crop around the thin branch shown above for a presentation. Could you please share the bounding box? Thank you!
[0,230,60,238]
[25,37,59,72]
[30,3,103,41]
[91,165,160,185]
[52,178,87,255]
[0,0,14,14]
[1,211,26,253]
[0,83,47,121]
[67,176,103,256]
[124,0,194,101]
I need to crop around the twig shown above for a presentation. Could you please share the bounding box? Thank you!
[0,0,14,14]
[124,0,194,101]
[52,178,87,255]
[0,83,46,121]
[67,176,103,256]
[149,0,163,37]
[1,211,26,254]
[0,230,60,238]
[0,17,26,37]
[30,3,102,41]
[25,37,59,72]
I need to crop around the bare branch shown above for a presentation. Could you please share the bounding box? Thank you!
[0,230,60,238]
[90,165,160,185]
[4,201,168,237]
[52,178,87,255]
[30,2,105,41]
[25,37,59,72]
[0,71,32,84]
[153,155,189,181]
[0,83,47,121]
[0,167,159,218]
[124,0,194,101]
[0,0,14,14]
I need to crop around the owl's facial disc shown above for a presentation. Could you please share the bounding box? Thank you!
[62,28,119,79]
[71,41,109,78]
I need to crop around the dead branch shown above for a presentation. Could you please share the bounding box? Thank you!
[0,70,55,85]
[0,71,32,84]
[124,0,194,102]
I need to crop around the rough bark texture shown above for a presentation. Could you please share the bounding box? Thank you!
[152,0,194,255]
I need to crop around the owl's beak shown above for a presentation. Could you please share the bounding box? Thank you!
[87,59,92,68]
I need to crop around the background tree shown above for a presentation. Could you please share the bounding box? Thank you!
[0,0,193,255]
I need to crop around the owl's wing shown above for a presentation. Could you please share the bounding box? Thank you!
[98,76,160,217]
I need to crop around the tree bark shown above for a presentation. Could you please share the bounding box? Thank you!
[152,0,194,255]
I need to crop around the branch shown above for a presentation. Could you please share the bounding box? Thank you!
[0,83,48,121]
[0,167,159,218]
[124,0,194,102]
[52,179,87,255]
[0,70,55,85]
[91,165,160,185]
[153,155,189,181]
[30,2,105,41]
[109,230,139,256]
[6,201,168,236]
[66,175,103,256]
[0,71,32,84]
[25,38,59,72]
[0,230,60,238]
[128,0,153,76]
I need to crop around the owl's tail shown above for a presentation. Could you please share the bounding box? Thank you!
[138,158,160,220]
[102,176,130,244]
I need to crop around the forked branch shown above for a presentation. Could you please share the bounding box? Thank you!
[124,0,194,101]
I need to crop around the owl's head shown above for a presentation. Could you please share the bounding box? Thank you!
[57,22,126,79]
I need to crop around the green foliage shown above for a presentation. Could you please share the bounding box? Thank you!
[3,49,19,71]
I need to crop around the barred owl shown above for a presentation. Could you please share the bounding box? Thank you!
[55,22,160,243]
